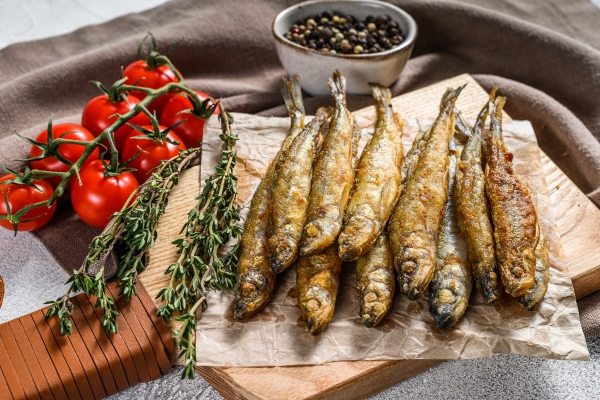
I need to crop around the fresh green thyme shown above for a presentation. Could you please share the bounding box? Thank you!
[156,108,242,379]
[45,147,202,336]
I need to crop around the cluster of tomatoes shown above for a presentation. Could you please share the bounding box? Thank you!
[0,41,217,232]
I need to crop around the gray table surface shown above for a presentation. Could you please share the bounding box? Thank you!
[0,1,599,399]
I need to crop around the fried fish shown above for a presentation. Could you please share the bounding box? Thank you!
[429,147,473,329]
[455,95,502,304]
[338,83,404,262]
[389,86,464,300]
[270,107,330,274]
[485,96,537,297]
[233,75,305,319]
[300,71,356,257]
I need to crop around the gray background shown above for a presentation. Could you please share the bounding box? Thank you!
[0,1,598,398]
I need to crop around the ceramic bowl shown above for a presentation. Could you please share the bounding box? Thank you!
[272,0,417,96]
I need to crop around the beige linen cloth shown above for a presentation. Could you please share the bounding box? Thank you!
[0,0,599,337]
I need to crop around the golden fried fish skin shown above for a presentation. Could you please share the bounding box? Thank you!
[485,97,536,297]
[270,107,329,274]
[338,84,404,262]
[389,86,464,300]
[300,71,356,257]
[519,227,549,310]
[455,101,502,305]
[297,244,342,336]
[429,150,473,329]
[356,229,395,327]
[234,75,305,319]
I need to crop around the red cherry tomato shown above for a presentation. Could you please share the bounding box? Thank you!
[71,160,139,229]
[123,60,179,115]
[30,123,100,188]
[121,127,187,183]
[0,175,56,231]
[81,93,150,152]
[160,90,219,148]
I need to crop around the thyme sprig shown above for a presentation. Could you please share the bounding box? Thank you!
[45,147,202,336]
[156,107,242,379]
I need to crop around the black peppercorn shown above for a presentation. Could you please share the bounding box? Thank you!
[321,27,333,41]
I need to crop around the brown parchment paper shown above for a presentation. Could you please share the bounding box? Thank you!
[194,112,589,367]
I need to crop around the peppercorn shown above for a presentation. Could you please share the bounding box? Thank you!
[375,15,387,26]
[323,10,333,19]
[341,41,353,53]
[353,45,364,54]
[307,18,316,27]
[367,22,377,32]
[332,15,341,24]
[336,32,344,41]
[321,27,333,41]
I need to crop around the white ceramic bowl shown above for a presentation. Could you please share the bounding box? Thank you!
[272,0,417,96]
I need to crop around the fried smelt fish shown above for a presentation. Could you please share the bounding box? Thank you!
[356,229,395,327]
[485,97,536,297]
[429,148,473,329]
[234,75,305,319]
[455,99,502,304]
[297,244,342,335]
[300,71,356,257]
[519,227,549,310]
[389,86,464,300]
[270,107,330,274]
[338,83,404,262]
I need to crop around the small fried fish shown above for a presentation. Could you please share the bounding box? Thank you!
[270,107,330,274]
[356,229,395,327]
[455,95,502,304]
[429,147,473,329]
[338,83,404,262]
[485,97,537,297]
[300,71,356,257]
[233,75,305,319]
[297,244,343,335]
[389,86,464,300]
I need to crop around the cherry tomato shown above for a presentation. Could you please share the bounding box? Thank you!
[0,175,56,231]
[81,93,150,152]
[121,126,187,183]
[123,60,179,115]
[30,123,100,188]
[71,160,139,229]
[160,90,219,148]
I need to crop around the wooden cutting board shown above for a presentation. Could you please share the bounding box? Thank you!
[139,74,600,399]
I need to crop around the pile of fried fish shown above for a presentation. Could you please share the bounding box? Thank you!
[233,71,550,335]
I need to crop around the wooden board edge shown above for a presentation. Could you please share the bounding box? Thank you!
[196,366,261,400]
[308,360,444,400]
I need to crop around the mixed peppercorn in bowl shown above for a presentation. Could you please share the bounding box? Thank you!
[272,0,417,95]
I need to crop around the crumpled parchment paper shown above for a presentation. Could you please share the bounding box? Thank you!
[194,112,589,367]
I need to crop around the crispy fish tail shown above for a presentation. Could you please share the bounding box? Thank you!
[429,149,473,329]
[280,74,305,135]
[297,244,342,335]
[486,96,537,297]
[356,229,395,327]
[300,71,355,257]
[270,107,329,274]
[234,77,306,319]
[389,85,464,300]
